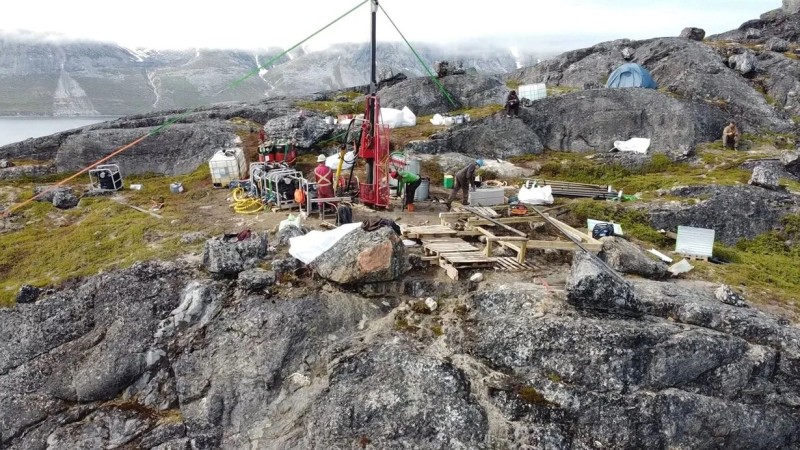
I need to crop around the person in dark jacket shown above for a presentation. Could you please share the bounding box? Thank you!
[505,90,520,117]
[446,159,484,207]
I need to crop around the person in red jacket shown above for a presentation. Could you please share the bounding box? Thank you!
[314,154,335,200]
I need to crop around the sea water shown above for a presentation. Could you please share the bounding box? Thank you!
[0,117,114,147]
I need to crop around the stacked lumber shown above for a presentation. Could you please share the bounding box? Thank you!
[529,179,619,199]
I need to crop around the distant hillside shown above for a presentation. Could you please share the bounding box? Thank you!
[0,33,542,116]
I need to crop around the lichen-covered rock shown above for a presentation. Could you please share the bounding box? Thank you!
[306,341,488,449]
[679,27,706,41]
[312,226,408,284]
[715,284,748,307]
[262,112,335,148]
[15,284,40,304]
[646,185,799,245]
[599,236,670,279]
[202,232,268,275]
[749,163,781,190]
[565,251,642,315]
[275,224,305,247]
[783,149,800,177]
[52,189,79,209]
[767,37,791,52]
[237,268,276,291]
[729,51,758,75]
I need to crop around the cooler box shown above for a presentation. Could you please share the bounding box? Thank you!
[209,148,247,188]
[468,187,504,206]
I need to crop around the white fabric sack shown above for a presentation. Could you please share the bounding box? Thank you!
[430,113,444,125]
[379,108,403,128]
[289,222,362,264]
[325,150,356,170]
[400,106,417,127]
[518,184,554,205]
[613,137,650,154]
[279,214,303,231]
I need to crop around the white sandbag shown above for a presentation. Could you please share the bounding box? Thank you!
[400,106,417,127]
[613,137,650,154]
[279,213,304,231]
[430,113,444,125]
[289,222,362,264]
[518,184,554,205]
[325,150,356,170]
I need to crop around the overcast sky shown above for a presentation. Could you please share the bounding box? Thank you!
[0,0,781,52]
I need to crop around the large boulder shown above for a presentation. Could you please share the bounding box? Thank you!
[749,163,781,190]
[565,251,642,316]
[679,27,706,41]
[599,236,670,279]
[52,189,79,209]
[262,112,335,148]
[521,88,727,154]
[405,114,544,158]
[783,149,800,176]
[202,232,269,275]
[646,185,799,245]
[729,51,758,75]
[767,37,791,52]
[55,122,239,175]
[378,73,507,116]
[312,226,408,284]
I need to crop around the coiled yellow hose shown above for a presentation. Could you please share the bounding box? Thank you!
[230,187,264,214]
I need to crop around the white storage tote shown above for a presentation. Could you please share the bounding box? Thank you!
[518,83,547,103]
[209,148,247,188]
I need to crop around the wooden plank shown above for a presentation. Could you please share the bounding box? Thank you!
[467,217,542,227]
[548,215,599,244]
[485,236,529,242]
[439,260,460,280]
[526,240,602,252]
[465,207,527,237]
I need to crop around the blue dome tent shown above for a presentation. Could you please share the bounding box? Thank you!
[606,63,658,89]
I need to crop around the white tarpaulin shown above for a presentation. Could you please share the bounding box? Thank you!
[325,150,356,170]
[613,137,651,154]
[289,222,362,264]
[379,106,416,128]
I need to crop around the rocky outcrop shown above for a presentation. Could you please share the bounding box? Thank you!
[378,73,507,116]
[509,37,792,133]
[599,236,670,279]
[749,163,781,189]
[646,185,799,245]
[565,251,641,315]
[202,232,269,276]
[311,226,408,284]
[263,111,335,148]
[2,254,800,448]
[520,88,728,154]
[405,114,543,158]
[464,280,800,449]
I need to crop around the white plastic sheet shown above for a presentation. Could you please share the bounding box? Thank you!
[288,222,362,264]
[613,138,650,154]
[518,184,554,205]
[325,150,356,170]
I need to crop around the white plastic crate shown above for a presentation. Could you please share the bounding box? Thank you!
[518,83,547,103]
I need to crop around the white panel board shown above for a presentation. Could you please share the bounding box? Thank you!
[675,226,715,257]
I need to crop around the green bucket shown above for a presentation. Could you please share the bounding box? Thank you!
[443,175,454,189]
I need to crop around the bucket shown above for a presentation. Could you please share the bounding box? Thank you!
[443,174,454,189]
[406,158,421,175]
[454,115,464,125]
[170,182,184,194]
[414,178,430,201]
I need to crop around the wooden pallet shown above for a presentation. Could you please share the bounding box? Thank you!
[422,238,479,256]
[494,257,538,271]
[438,251,496,280]
[679,253,709,262]
[402,225,458,239]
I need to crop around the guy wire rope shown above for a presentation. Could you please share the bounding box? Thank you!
[378,3,458,108]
